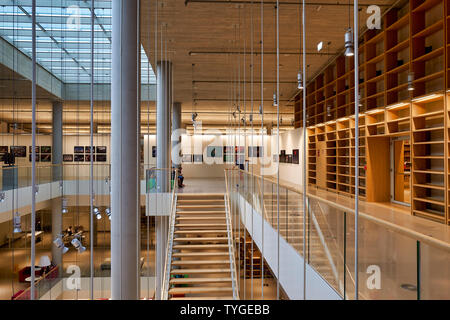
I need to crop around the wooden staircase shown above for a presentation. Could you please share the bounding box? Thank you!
[167,193,236,300]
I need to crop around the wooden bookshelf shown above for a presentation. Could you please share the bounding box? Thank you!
[300,0,450,225]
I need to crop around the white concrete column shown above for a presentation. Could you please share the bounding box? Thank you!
[172,102,182,168]
[111,0,140,300]
[155,61,172,300]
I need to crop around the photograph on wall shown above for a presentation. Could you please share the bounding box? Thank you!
[207,146,222,158]
[85,154,94,162]
[29,146,39,154]
[96,146,107,154]
[0,146,8,156]
[223,146,233,154]
[182,154,192,163]
[85,146,95,153]
[74,146,84,154]
[287,154,292,163]
[29,154,39,162]
[293,149,299,164]
[193,154,203,163]
[10,146,26,157]
[280,154,286,163]
[152,146,157,158]
[40,154,52,162]
[96,154,107,162]
[63,154,74,162]
[74,154,85,162]
[235,146,244,154]
[41,146,52,154]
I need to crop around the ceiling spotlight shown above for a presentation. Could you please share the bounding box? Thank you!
[35,186,39,195]
[327,105,332,117]
[53,235,69,254]
[13,212,21,233]
[344,28,354,57]
[62,198,68,214]
[273,93,278,107]
[408,72,415,91]
[297,71,304,90]
[93,207,102,220]
[71,237,86,253]
[105,208,111,220]
[358,94,363,108]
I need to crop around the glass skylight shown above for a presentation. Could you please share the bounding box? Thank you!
[0,0,155,84]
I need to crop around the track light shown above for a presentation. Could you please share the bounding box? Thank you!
[105,208,111,220]
[71,237,86,253]
[407,72,415,91]
[297,71,304,90]
[94,207,102,220]
[13,212,21,233]
[344,28,354,57]
[273,93,278,107]
[53,235,69,254]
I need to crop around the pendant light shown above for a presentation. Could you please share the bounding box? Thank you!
[407,72,415,91]
[273,93,278,107]
[297,71,304,90]
[13,212,22,233]
[345,28,354,57]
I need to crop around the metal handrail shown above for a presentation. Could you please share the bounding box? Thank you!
[160,169,178,300]
[224,170,240,299]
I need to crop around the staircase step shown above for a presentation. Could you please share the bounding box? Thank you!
[176,216,225,220]
[177,211,226,215]
[178,199,224,204]
[173,252,229,258]
[175,224,227,228]
[173,237,228,242]
[174,230,227,234]
[173,244,229,250]
[171,260,230,266]
[178,205,225,209]
[171,268,230,275]
[169,287,232,295]
[170,277,232,285]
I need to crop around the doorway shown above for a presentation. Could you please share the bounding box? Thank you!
[390,136,411,206]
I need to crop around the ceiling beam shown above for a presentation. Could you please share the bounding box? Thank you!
[185,0,392,7]
[189,51,338,56]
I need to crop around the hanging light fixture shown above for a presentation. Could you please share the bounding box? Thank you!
[105,208,111,220]
[71,237,86,253]
[327,105,332,117]
[13,212,22,233]
[0,192,5,203]
[93,207,102,220]
[273,93,278,107]
[297,71,304,90]
[53,235,69,254]
[344,28,354,57]
[407,72,415,91]
[191,112,198,122]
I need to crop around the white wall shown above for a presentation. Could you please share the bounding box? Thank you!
[271,128,305,189]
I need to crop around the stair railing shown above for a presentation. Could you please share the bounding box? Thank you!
[161,168,178,300]
[224,170,240,299]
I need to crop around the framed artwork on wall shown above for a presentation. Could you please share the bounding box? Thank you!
[293,149,299,164]
[40,154,52,162]
[96,146,107,154]
[63,154,74,162]
[85,146,95,153]
[41,146,52,154]
[74,154,85,162]
[85,154,94,162]
[10,146,26,157]
[182,154,192,163]
[287,154,292,163]
[96,154,107,162]
[207,146,222,158]
[29,154,39,162]
[193,154,203,163]
[74,146,84,154]
[224,154,234,163]
[29,146,40,154]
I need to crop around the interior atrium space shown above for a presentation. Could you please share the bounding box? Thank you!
[0,0,448,303]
